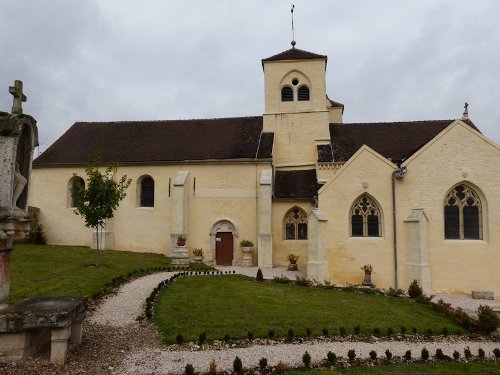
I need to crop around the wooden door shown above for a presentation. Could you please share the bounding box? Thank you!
[216,232,233,266]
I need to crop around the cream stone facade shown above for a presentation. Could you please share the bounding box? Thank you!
[30,46,500,296]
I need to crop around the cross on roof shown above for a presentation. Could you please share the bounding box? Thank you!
[462,102,469,120]
[9,80,27,114]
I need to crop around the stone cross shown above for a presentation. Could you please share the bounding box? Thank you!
[9,80,27,115]
[462,102,469,120]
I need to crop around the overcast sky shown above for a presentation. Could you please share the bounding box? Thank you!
[1,0,499,155]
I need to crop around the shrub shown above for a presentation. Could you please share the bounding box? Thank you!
[276,361,286,372]
[385,349,392,360]
[369,350,377,360]
[464,347,472,360]
[342,285,356,292]
[233,356,243,372]
[408,279,423,299]
[435,349,444,360]
[400,325,407,334]
[421,348,429,360]
[477,305,500,332]
[302,351,311,367]
[259,357,268,369]
[185,364,194,375]
[247,331,253,340]
[323,281,335,289]
[199,331,206,345]
[478,348,485,359]
[412,327,417,334]
[224,333,230,341]
[268,329,275,338]
[387,287,404,297]
[340,326,346,336]
[404,350,412,360]
[272,275,291,284]
[354,325,360,334]
[373,327,381,335]
[256,268,264,282]
[426,328,433,335]
[209,360,217,374]
[387,327,394,335]
[453,350,460,360]
[442,327,449,336]
[347,349,356,360]
[239,239,253,247]
[306,327,312,336]
[287,328,294,338]
[295,276,310,286]
[28,224,48,245]
[493,348,500,359]
[322,327,328,335]
[327,351,337,363]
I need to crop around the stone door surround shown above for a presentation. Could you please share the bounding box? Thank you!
[209,219,239,266]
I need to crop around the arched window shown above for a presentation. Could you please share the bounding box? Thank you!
[283,206,308,240]
[281,87,293,102]
[140,177,155,207]
[70,177,85,208]
[350,195,381,237]
[297,86,310,101]
[444,184,482,239]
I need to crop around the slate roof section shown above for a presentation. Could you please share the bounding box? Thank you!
[330,119,480,163]
[262,48,327,63]
[317,144,333,162]
[274,169,323,199]
[34,117,273,165]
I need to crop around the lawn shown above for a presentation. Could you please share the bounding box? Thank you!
[155,275,459,344]
[6,243,174,304]
[290,361,500,374]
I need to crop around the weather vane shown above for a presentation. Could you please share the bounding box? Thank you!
[291,4,296,48]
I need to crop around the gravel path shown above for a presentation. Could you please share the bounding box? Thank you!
[432,294,500,317]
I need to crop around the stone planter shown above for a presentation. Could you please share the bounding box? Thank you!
[240,246,254,267]
[288,262,298,271]
[171,245,190,265]
[362,271,374,287]
[193,255,204,263]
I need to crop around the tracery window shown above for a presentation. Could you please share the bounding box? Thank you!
[140,177,155,207]
[281,87,293,102]
[444,184,482,239]
[283,206,308,240]
[70,177,85,208]
[350,195,381,237]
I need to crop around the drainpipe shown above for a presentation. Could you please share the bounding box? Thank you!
[392,166,407,290]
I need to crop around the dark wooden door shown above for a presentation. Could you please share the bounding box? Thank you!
[216,232,233,266]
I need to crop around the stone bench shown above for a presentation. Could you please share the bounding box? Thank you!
[0,296,87,364]
[472,290,494,300]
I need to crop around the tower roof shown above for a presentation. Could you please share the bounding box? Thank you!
[262,48,327,64]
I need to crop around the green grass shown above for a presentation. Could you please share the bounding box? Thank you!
[6,243,174,304]
[155,275,460,344]
[288,361,500,374]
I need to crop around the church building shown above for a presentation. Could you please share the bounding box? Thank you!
[30,45,500,296]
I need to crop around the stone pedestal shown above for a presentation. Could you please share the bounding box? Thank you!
[362,272,374,287]
[287,262,298,271]
[241,246,254,267]
[171,245,190,265]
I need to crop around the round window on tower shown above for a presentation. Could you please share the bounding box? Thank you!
[292,79,299,86]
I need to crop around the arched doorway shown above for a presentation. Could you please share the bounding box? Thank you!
[209,219,239,266]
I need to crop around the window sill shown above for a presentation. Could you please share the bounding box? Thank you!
[281,239,308,242]
[136,207,155,210]
[348,237,384,241]
[443,239,488,245]
[67,207,77,210]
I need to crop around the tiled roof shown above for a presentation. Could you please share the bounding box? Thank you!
[317,144,333,162]
[34,117,273,165]
[330,119,480,163]
[274,169,323,199]
[262,48,327,63]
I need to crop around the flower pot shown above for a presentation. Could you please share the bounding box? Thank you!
[177,242,186,247]
[241,246,254,267]
[290,260,297,265]
[193,255,204,263]
[364,271,371,275]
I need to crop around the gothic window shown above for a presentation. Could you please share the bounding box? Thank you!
[298,86,310,101]
[140,177,155,207]
[444,184,482,239]
[281,87,293,102]
[283,206,308,240]
[350,195,381,237]
[70,177,85,208]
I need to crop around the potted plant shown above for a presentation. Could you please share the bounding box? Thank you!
[193,248,204,262]
[360,264,374,287]
[177,235,187,246]
[287,254,300,264]
[239,239,254,267]
[360,264,373,275]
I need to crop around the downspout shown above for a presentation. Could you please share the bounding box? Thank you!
[255,130,264,250]
[392,166,407,290]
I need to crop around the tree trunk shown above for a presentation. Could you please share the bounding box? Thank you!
[96,225,100,267]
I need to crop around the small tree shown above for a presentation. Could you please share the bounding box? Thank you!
[72,144,131,267]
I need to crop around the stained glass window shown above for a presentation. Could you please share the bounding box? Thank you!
[444,184,482,240]
[350,195,382,237]
[283,206,308,240]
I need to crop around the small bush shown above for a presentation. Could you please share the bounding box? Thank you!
[347,349,356,361]
[185,364,194,375]
[268,329,275,339]
[233,356,243,372]
[373,327,381,335]
[306,327,312,336]
[400,325,407,334]
[385,349,392,360]
[354,325,360,334]
[224,333,231,341]
[453,350,460,360]
[176,333,184,344]
[28,224,48,245]
[412,327,417,334]
[456,328,464,335]
[421,348,430,360]
[387,327,394,335]
[387,287,404,297]
[287,328,294,338]
[442,327,449,336]
[426,328,433,335]
[209,360,217,374]
[369,350,377,360]
[259,357,268,369]
[340,326,346,336]
[342,285,356,292]
[256,268,264,282]
[477,305,500,333]
[327,351,337,363]
[435,349,444,360]
[199,331,206,345]
[464,347,472,360]
[408,279,423,299]
[478,348,485,359]
[295,276,310,286]
[321,327,328,335]
[404,350,412,360]
[493,348,500,359]
[302,351,311,367]
[276,361,286,372]
[272,275,291,284]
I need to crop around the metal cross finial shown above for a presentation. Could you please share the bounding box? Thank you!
[291,4,296,49]
[9,80,27,114]
[462,102,469,119]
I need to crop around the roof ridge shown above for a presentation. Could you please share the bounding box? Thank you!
[330,119,460,125]
[75,115,262,125]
